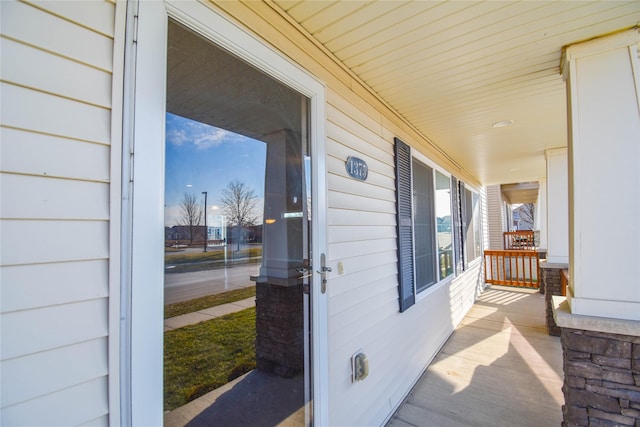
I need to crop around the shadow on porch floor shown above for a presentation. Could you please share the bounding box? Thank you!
[166,285,562,426]
[165,369,306,427]
[387,285,564,427]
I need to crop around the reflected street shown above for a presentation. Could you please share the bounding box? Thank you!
[164,263,259,305]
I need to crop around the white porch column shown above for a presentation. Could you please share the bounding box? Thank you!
[535,177,547,251]
[259,129,304,282]
[562,29,640,321]
[545,148,568,264]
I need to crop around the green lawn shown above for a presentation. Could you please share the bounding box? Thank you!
[164,307,256,411]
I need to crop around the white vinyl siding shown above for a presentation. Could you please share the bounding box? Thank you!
[1,378,109,427]
[486,184,507,249]
[0,1,115,425]
[2,83,111,144]
[325,91,486,426]
[0,128,111,182]
[1,260,109,313]
[0,37,113,108]
[209,2,487,423]
[1,174,109,220]
[2,338,108,407]
[467,190,482,261]
[1,0,489,425]
[1,1,114,72]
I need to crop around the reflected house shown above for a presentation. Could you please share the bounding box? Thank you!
[164,225,209,247]
[2,2,640,427]
[164,225,205,243]
[225,225,262,245]
[205,214,226,244]
[164,223,262,246]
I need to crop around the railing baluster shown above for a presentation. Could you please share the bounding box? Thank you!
[503,230,535,250]
[483,249,539,289]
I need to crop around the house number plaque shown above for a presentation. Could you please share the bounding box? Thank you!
[345,156,368,181]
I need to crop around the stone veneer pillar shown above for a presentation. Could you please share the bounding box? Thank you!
[255,282,304,377]
[554,300,640,426]
[537,249,547,295]
[553,29,640,427]
[540,261,566,336]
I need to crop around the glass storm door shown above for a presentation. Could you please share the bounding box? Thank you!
[162,19,313,426]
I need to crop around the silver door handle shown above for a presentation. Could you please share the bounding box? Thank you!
[317,253,330,293]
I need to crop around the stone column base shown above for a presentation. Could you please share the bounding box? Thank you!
[560,328,640,426]
[553,297,640,427]
[537,249,547,294]
[541,261,567,336]
[255,282,304,378]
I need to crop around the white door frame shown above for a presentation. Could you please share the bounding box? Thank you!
[122,1,328,425]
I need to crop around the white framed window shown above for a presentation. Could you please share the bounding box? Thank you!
[412,157,436,292]
[435,170,454,280]
[452,179,482,274]
[394,138,455,311]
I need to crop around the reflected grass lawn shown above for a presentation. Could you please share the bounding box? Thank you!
[164,307,256,411]
[164,286,256,319]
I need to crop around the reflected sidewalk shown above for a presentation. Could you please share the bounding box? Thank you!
[164,296,256,331]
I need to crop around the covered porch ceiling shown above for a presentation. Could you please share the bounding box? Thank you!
[272,1,640,193]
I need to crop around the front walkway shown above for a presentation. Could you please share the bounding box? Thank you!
[387,286,564,427]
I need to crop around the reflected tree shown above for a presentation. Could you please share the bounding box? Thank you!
[220,179,259,251]
[179,192,203,245]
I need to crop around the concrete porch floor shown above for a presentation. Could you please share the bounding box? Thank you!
[387,285,564,427]
[165,285,563,426]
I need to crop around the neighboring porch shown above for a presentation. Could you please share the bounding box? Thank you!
[387,285,564,427]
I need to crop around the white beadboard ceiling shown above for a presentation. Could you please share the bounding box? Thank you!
[273,0,640,191]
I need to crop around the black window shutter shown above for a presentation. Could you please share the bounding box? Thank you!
[394,137,415,312]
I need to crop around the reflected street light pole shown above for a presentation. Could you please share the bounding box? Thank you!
[202,191,208,252]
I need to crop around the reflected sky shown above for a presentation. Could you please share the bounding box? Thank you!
[165,113,266,226]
